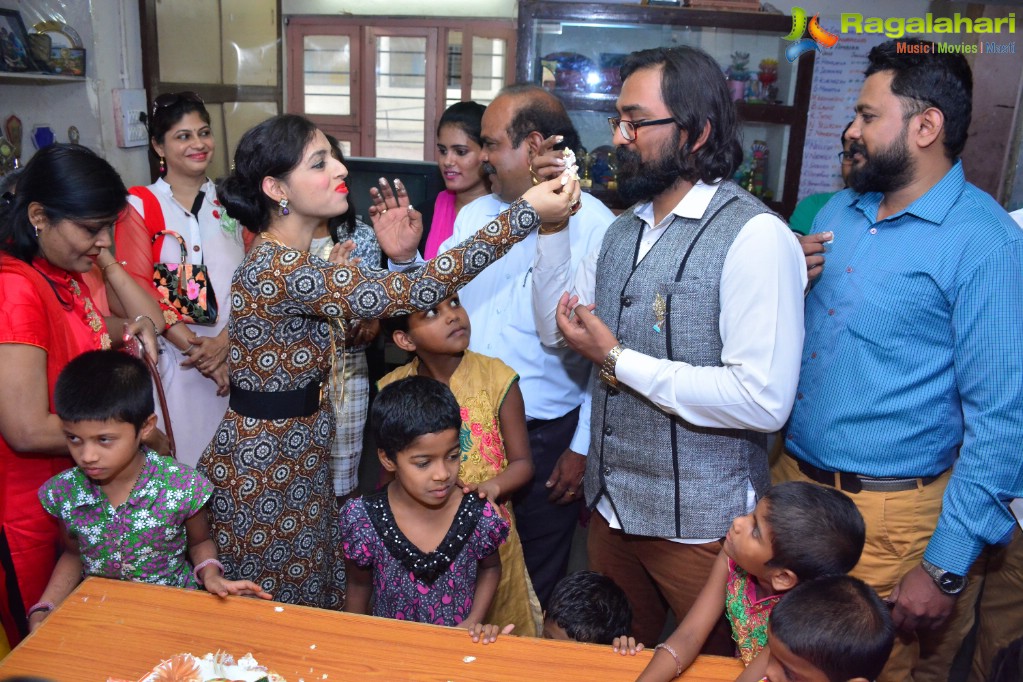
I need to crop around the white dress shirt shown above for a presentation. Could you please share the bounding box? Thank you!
[532,180,807,538]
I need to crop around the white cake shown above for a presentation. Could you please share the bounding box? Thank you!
[110,651,286,682]
[562,148,579,180]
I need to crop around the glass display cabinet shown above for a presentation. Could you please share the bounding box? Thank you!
[516,1,814,216]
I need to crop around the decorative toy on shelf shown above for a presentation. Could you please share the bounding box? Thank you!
[725,52,752,102]
[4,115,22,167]
[756,59,779,103]
[31,125,55,150]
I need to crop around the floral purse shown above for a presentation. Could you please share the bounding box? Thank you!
[129,185,219,326]
[151,230,218,325]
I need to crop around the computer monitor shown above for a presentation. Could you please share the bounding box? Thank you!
[343,157,445,256]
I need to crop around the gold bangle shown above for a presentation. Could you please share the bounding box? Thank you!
[101,259,127,274]
[600,344,624,387]
[538,219,569,235]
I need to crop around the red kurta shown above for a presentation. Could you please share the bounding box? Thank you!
[0,254,108,646]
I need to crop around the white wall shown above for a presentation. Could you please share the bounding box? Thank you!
[0,0,149,184]
[283,0,516,18]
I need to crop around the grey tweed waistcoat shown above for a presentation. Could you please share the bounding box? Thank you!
[585,181,772,539]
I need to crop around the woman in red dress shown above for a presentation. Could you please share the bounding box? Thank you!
[0,145,164,649]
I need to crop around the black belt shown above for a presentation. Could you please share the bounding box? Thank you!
[526,406,580,433]
[789,453,941,494]
[229,381,322,420]
[526,416,558,432]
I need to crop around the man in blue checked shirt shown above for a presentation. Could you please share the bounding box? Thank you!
[785,39,1023,682]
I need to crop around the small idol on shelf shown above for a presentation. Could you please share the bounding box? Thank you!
[749,140,769,199]
[577,148,593,189]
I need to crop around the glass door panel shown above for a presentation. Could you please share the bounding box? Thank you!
[469,36,506,106]
[303,35,352,116]
[374,34,430,159]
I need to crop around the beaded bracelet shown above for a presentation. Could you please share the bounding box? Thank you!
[27,601,55,618]
[193,558,225,585]
[134,314,161,336]
[654,642,683,677]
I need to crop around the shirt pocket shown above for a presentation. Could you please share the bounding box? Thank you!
[657,279,704,297]
[847,268,950,349]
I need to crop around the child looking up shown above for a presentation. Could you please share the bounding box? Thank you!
[29,351,269,630]
[342,376,509,642]
[379,294,541,636]
[543,571,632,645]
[621,481,865,682]
[760,575,895,682]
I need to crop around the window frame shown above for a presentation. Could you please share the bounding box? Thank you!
[285,16,515,160]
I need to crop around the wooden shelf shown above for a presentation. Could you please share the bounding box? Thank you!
[518,0,814,218]
[0,72,85,85]
[547,90,801,127]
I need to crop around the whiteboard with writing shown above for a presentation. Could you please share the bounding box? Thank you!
[798,31,887,201]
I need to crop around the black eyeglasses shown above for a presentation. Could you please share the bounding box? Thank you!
[608,116,676,142]
[152,91,204,116]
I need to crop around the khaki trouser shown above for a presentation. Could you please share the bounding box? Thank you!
[773,453,978,682]
[970,528,1023,681]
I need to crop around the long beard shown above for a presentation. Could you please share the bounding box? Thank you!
[615,129,688,205]
[846,133,914,194]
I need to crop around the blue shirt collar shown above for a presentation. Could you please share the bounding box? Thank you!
[852,160,965,227]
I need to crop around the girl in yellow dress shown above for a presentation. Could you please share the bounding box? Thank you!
[379,294,542,636]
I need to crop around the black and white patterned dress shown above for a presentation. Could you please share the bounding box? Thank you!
[198,199,538,608]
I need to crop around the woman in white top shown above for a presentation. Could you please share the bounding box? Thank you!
[114,92,245,466]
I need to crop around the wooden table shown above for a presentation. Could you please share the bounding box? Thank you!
[0,578,743,681]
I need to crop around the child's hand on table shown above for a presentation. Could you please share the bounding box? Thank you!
[612,635,644,655]
[204,574,273,600]
[27,609,50,633]
[466,622,515,644]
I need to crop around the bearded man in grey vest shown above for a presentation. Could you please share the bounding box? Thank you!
[531,46,807,649]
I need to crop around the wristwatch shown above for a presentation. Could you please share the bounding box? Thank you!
[921,559,967,595]
[599,345,624,387]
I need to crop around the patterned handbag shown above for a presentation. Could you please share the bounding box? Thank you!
[151,229,218,325]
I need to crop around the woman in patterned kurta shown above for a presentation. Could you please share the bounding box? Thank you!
[201,114,579,608]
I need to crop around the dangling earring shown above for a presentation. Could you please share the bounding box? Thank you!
[159,156,166,173]
[33,224,40,239]
[279,197,290,216]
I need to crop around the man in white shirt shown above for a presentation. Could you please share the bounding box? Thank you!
[533,47,807,649]
[418,84,615,606]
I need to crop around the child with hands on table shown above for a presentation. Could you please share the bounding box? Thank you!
[379,292,541,637]
[342,377,513,644]
[614,483,865,682]
[29,351,271,631]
